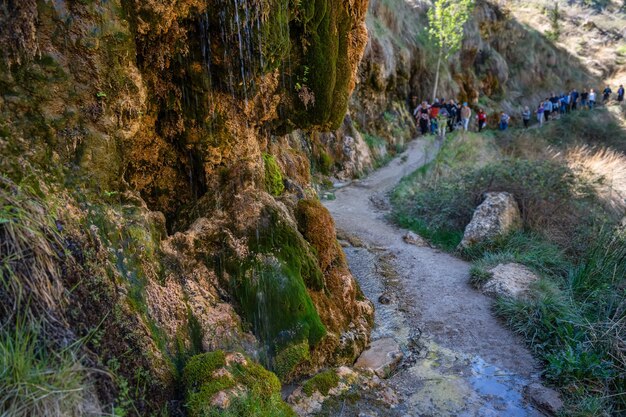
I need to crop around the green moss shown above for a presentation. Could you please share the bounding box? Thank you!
[224,207,325,379]
[183,352,295,417]
[302,369,340,396]
[263,153,285,196]
[285,0,357,130]
[273,341,311,381]
[318,151,333,175]
[233,361,281,399]
[183,351,227,389]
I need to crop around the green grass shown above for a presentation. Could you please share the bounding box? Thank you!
[495,231,626,415]
[390,115,626,414]
[467,231,570,287]
[0,322,89,417]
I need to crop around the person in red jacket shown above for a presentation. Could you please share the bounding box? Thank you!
[476,109,487,132]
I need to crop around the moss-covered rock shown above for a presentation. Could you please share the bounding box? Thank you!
[183,351,295,417]
[302,369,340,397]
[295,199,341,272]
[273,340,311,381]
[263,153,285,196]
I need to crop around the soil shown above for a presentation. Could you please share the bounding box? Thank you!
[322,137,545,417]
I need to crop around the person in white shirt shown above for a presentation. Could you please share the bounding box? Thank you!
[589,89,597,110]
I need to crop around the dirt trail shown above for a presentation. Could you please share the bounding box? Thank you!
[324,138,544,416]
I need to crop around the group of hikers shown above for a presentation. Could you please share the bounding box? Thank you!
[411,84,625,136]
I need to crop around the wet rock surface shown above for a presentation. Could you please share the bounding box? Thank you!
[355,338,403,378]
[460,192,522,248]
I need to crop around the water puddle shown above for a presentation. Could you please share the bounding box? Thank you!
[334,243,544,417]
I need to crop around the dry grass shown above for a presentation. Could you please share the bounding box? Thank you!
[0,177,99,416]
[561,145,626,213]
[0,177,66,325]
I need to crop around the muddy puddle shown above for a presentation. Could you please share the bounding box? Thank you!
[321,244,544,417]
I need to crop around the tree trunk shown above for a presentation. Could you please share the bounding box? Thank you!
[432,52,442,103]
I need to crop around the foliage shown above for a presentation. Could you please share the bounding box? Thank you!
[392,158,605,253]
[427,0,475,99]
[263,153,285,196]
[427,0,474,59]
[545,4,561,40]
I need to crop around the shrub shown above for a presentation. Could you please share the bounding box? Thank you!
[392,158,606,253]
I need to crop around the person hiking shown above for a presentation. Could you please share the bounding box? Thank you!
[477,109,487,132]
[447,99,458,132]
[603,86,612,102]
[543,98,553,121]
[571,89,579,111]
[438,106,450,138]
[429,99,440,135]
[618,85,624,102]
[581,89,589,109]
[461,102,472,131]
[560,94,568,114]
[550,93,559,117]
[499,112,510,131]
[415,101,430,135]
[536,103,545,128]
[522,106,531,128]
[589,89,597,109]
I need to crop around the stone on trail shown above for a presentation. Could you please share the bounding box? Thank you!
[403,231,429,247]
[524,383,564,416]
[355,338,403,378]
[459,192,522,248]
[482,263,539,299]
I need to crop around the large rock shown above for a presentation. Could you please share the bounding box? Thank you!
[524,383,564,416]
[482,263,539,299]
[354,338,403,378]
[403,231,430,247]
[459,192,522,248]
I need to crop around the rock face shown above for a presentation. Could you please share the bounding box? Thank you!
[354,338,403,378]
[460,192,522,248]
[524,383,565,416]
[482,263,540,299]
[0,0,373,414]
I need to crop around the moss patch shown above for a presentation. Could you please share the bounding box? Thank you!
[224,207,326,378]
[263,153,285,196]
[302,369,340,397]
[273,341,311,381]
[295,199,339,272]
[183,351,295,417]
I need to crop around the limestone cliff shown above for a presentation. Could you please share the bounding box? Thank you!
[1,0,372,414]
[317,0,622,178]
